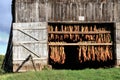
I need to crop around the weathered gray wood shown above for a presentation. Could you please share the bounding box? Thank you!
[13,22,48,72]
[14,0,120,22]
[116,44,120,65]
[115,23,120,44]
[116,22,120,30]
[116,30,120,43]
[21,44,40,58]
[114,2,118,22]
[13,58,48,72]
[4,0,120,72]
[114,22,120,66]
[118,3,120,22]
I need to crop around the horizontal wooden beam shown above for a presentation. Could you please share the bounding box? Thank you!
[48,31,111,34]
[48,42,113,46]
[13,58,48,61]
[13,27,47,30]
[48,21,115,24]
[13,41,47,46]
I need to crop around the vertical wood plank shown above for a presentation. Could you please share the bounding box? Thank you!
[15,0,120,22]
[114,2,118,22]
[118,3,120,22]
[36,0,39,22]
[92,3,95,21]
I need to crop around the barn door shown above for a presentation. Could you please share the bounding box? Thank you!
[13,22,48,72]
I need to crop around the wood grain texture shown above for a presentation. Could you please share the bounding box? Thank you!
[13,22,48,72]
[14,0,120,22]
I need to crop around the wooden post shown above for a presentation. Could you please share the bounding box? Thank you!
[36,0,39,22]
[116,22,120,66]
[46,0,48,22]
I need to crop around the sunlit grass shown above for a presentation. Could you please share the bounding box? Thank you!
[0,68,120,80]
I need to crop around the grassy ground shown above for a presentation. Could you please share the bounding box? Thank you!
[0,55,120,80]
[0,68,120,80]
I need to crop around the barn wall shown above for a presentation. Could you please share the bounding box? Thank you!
[12,22,48,72]
[15,0,120,22]
[15,0,46,22]
[3,0,120,72]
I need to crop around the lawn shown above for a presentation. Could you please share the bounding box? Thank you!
[0,68,120,80]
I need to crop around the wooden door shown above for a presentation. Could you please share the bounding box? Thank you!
[13,22,48,72]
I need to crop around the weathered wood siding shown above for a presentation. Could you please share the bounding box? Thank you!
[3,0,120,72]
[15,0,46,22]
[48,0,120,22]
[13,22,48,72]
[116,22,120,66]
[15,0,120,22]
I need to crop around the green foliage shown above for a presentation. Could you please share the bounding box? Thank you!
[42,65,52,70]
[0,55,5,74]
[0,55,4,65]
[0,68,120,80]
[0,69,5,74]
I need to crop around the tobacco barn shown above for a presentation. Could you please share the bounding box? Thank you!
[2,0,120,72]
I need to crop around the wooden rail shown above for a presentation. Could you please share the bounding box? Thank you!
[48,31,111,34]
[48,21,115,24]
[48,42,113,46]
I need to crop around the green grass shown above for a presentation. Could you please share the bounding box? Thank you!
[0,68,120,80]
[0,55,120,80]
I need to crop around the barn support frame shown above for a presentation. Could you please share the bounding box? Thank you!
[115,22,120,66]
